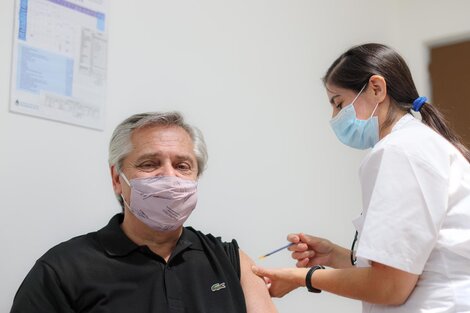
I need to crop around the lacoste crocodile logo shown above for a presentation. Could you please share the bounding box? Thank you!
[211,282,226,292]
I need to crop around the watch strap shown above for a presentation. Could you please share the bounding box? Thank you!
[305,265,325,293]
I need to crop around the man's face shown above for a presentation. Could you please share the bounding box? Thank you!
[111,125,198,203]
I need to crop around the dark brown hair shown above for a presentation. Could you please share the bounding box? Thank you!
[323,43,470,162]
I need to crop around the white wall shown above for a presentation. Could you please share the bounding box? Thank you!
[390,0,470,101]
[1,1,470,312]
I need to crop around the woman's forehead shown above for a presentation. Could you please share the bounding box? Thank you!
[326,83,347,94]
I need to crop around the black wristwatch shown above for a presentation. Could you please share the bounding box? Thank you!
[305,265,325,293]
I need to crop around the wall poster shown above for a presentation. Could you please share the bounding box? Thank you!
[10,0,108,130]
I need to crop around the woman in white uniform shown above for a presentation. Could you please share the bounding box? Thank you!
[253,43,470,312]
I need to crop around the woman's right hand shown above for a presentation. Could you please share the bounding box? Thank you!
[287,233,351,269]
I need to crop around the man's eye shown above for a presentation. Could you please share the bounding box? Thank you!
[176,163,191,171]
[137,162,157,172]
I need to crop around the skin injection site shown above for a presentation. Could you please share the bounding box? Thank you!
[1,1,470,312]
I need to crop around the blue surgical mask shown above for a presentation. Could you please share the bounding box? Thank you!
[329,84,379,150]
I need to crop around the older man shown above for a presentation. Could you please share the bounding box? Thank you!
[11,112,277,313]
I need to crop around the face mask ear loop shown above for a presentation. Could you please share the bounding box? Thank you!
[351,83,368,107]
[369,102,380,119]
[121,194,132,210]
[119,172,132,210]
[120,172,131,187]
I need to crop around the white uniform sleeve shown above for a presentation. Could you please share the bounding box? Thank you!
[356,145,448,274]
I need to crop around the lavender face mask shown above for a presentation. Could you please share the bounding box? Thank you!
[120,174,198,232]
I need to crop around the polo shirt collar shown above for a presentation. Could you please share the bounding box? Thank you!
[97,214,204,257]
[174,226,204,254]
[97,214,139,256]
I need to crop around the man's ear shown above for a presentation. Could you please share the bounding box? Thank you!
[110,165,122,195]
[368,75,387,103]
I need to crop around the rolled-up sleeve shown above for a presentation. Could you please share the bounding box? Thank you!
[356,146,448,274]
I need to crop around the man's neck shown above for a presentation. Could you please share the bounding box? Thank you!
[121,211,182,262]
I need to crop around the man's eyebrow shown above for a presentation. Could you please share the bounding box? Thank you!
[173,154,196,163]
[134,153,161,163]
[134,153,195,163]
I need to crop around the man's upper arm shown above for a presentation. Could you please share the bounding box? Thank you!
[11,261,74,313]
[238,250,278,313]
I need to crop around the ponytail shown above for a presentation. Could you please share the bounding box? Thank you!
[419,102,470,163]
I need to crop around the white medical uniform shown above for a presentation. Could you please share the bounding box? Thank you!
[353,114,470,312]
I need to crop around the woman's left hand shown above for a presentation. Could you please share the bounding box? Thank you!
[252,266,308,297]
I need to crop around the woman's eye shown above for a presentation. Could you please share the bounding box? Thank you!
[335,102,343,110]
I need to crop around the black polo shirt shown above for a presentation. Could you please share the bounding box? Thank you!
[10,214,247,313]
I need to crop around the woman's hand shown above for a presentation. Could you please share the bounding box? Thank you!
[288,233,352,269]
[251,266,308,298]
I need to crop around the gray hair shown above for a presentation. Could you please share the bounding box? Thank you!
[108,111,208,176]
